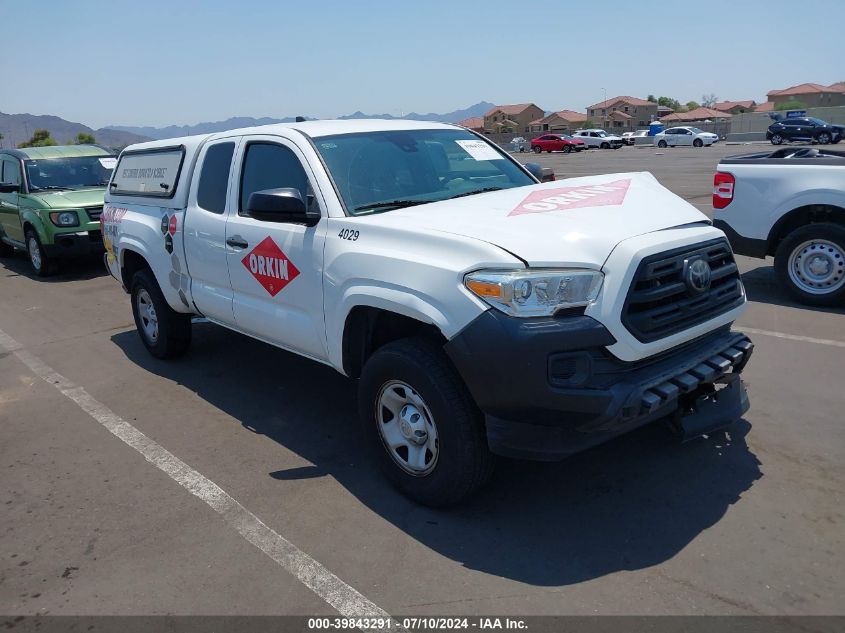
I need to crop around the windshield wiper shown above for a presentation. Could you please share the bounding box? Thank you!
[354,199,429,212]
[30,186,72,191]
[449,187,504,199]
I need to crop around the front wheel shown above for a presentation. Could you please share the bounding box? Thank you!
[693,138,703,147]
[358,337,495,506]
[817,132,831,145]
[775,223,845,306]
[657,140,667,148]
[25,229,56,277]
[130,268,192,359]
[562,145,571,153]
[771,134,783,145]
[600,142,609,149]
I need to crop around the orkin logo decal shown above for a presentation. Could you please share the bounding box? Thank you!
[241,236,301,297]
[509,178,632,216]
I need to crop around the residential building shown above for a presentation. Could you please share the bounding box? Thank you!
[754,102,775,113]
[656,105,674,119]
[586,96,658,131]
[766,83,845,108]
[712,100,757,114]
[483,104,545,134]
[456,117,484,132]
[528,110,587,135]
[660,107,733,123]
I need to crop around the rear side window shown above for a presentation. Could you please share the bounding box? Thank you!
[2,159,21,185]
[197,142,235,213]
[110,146,185,197]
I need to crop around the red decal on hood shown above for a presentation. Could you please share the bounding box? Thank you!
[241,236,301,297]
[509,178,632,216]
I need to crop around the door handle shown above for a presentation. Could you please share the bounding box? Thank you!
[226,236,248,249]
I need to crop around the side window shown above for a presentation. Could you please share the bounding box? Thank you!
[197,142,235,214]
[239,142,312,216]
[2,159,21,185]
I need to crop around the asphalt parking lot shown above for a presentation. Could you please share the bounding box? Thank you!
[1,143,843,620]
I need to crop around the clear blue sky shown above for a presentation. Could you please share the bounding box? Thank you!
[3,0,843,128]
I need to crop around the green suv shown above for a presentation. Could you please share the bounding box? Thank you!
[0,145,116,276]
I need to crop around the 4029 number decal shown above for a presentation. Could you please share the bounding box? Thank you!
[338,229,359,241]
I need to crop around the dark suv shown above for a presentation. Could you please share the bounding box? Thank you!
[767,117,843,145]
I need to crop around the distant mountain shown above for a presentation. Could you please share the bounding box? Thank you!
[0,112,151,150]
[108,102,496,140]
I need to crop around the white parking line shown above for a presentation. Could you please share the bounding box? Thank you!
[0,327,400,632]
[741,327,845,349]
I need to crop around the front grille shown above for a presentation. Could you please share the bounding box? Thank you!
[622,239,744,342]
[85,206,103,221]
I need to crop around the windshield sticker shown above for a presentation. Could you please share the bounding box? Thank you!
[455,140,503,161]
[509,178,632,217]
[99,157,117,169]
[242,236,301,297]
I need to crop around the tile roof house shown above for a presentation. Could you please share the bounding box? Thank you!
[483,104,544,134]
[528,110,587,134]
[456,117,484,132]
[660,107,733,123]
[586,96,657,131]
[712,100,757,114]
[766,83,845,108]
[754,101,775,112]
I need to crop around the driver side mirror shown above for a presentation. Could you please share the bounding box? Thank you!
[246,188,320,226]
[524,163,556,183]
[0,182,20,194]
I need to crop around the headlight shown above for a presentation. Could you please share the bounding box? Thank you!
[465,269,603,317]
[49,211,80,227]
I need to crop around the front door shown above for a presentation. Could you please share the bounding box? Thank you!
[183,138,240,324]
[0,157,24,242]
[225,136,328,361]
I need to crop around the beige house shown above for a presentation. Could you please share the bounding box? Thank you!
[483,104,545,134]
[712,100,757,114]
[456,117,484,132]
[586,96,658,131]
[660,107,732,123]
[767,83,845,108]
[528,110,587,134]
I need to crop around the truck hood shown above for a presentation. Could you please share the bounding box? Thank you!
[376,172,708,267]
[26,188,106,209]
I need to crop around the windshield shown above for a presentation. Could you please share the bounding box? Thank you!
[24,155,115,191]
[597,131,608,137]
[808,118,828,126]
[314,129,535,215]
[689,127,705,134]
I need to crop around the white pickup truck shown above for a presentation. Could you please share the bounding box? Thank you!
[713,147,845,306]
[104,119,753,505]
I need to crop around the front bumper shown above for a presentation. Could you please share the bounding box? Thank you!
[43,230,104,257]
[445,311,753,460]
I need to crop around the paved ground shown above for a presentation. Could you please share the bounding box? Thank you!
[1,145,843,619]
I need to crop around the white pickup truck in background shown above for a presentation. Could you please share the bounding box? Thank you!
[103,119,753,505]
[713,147,845,306]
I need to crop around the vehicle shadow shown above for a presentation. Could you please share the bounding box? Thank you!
[111,322,763,587]
[741,265,845,314]
[0,251,107,282]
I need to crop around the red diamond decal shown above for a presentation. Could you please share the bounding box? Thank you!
[168,215,178,236]
[241,236,301,297]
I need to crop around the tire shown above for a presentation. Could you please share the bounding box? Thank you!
[358,337,495,506]
[25,229,57,277]
[817,132,831,145]
[693,138,703,147]
[600,142,609,149]
[562,145,571,153]
[774,223,845,307]
[532,145,541,154]
[657,140,667,148]
[771,134,783,145]
[130,268,192,359]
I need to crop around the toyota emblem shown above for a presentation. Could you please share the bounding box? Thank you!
[684,257,712,294]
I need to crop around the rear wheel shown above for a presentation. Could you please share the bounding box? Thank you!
[771,134,784,145]
[359,337,495,506]
[657,140,667,148]
[693,138,703,147]
[25,229,56,277]
[817,132,831,145]
[532,145,541,154]
[775,223,845,306]
[130,268,192,358]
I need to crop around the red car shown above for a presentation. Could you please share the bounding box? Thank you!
[531,134,585,154]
